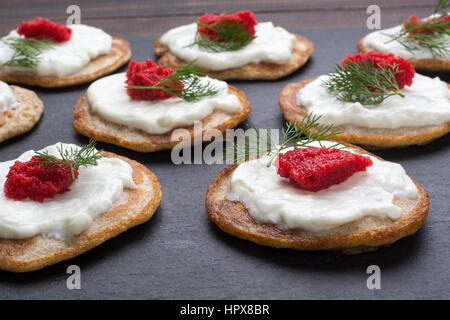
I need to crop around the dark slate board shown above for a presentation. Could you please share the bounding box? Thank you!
[0,27,449,299]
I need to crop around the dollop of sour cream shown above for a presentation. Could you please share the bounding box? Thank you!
[0,24,112,77]
[0,80,18,113]
[160,22,296,70]
[361,15,450,60]
[227,142,419,232]
[296,73,450,129]
[87,73,242,134]
[0,143,136,239]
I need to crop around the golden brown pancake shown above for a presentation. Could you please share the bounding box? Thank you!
[73,85,252,152]
[357,35,450,73]
[279,79,450,148]
[0,152,162,272]
[206,144,429,254]
[0,37,131,88]
[0,85,44,143]
[154,34,314,80]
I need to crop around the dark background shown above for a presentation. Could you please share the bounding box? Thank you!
[0,0,435,36]
[0,1,449,299]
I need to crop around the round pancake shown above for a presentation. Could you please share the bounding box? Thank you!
[0,85,44,143]
[0,37,131,88]
[73,85,252,152]
[206,144,429,254]
[0,152,162,272]
[279,79,450,148]
[357,35,450,73]
[154,34,314,80]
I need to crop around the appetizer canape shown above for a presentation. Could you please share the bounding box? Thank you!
[73,59,251,152]
[154,11,314,80]
[279,52,450,148]
[0,17,131,87]
[0,80,43,143]
[0,141,161,272]
[206,118,429,254]
[357,0,450,72]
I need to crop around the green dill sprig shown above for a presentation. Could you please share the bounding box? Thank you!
[387,32,450,58]
[1,37,54,68]
[35,140,105,182]
[125,61,219,102]
[321,59,405,106]
[188,19,254,52]
[384,0,450,58]
[224,114,343,167]
[435,0,450,13]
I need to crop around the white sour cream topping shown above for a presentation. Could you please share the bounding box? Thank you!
[87,73,242,134]
[0,143,136,239]
[0,80,18,113]
[362,14,450,60]
[160,22,297,70]
[0,24,112,77]
[227,142,419,232]
[296,73,450,129]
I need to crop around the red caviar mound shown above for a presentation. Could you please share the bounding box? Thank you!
[404,14,450,35]
[17,17,72,43]
[125,60,183,101]
[341,52,415,89]
[4,156,78,202]
[276,147,373,192]
[197,11,257,40]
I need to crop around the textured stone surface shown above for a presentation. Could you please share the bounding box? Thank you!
[0,28,449,299]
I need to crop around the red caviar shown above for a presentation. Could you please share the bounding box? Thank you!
[276,147,373,192]
[197,11,257,40]
[341,52,415,89]
[17,17,72,43]
[4,156,77,202]
[125,60,183,101]
[404,14,450,35]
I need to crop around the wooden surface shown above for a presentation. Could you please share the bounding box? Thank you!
[0,0,435,36]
